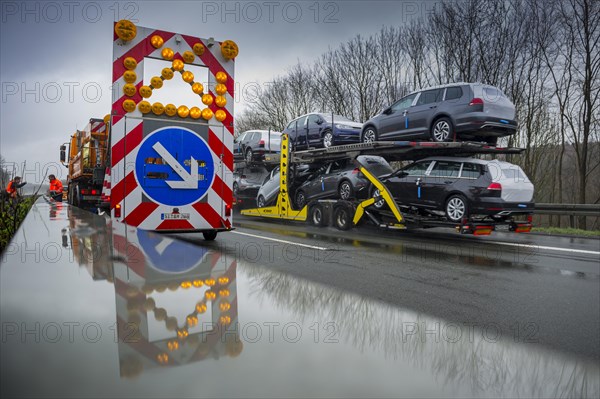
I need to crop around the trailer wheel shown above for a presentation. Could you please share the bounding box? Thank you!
[203,231,217,241]
[333,204,353,230]
[310,204,326,227]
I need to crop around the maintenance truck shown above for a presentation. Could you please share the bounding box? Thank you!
[60,118,109,211]
[241,135,534,235]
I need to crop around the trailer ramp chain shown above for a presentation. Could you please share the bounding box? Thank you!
[352,158,404,227]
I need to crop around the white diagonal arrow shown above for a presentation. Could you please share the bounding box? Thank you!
[152,142,198,189]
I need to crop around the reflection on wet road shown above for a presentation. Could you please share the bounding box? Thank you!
[1,200,599,398]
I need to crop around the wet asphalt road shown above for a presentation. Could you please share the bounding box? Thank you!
[178,214,600,361]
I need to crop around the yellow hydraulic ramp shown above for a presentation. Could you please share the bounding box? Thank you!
[351,158,405,229]
[241,134,308,221]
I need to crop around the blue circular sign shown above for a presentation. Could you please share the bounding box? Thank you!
[135,127,214,206]
[137,230,210,273]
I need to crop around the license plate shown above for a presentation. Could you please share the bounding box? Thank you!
[161,213,190,220]
[82,195,100,200]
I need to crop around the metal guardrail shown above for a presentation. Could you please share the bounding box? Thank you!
[534,203,600,217]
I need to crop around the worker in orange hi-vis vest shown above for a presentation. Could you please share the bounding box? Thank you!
[48,174,64,202]
[5,176,26,199]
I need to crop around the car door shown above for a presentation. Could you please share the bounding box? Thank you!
[378,93,418,139]
[407,89,444,136]
[323,160,347,196]
[241,131,255,154]
[421,160,462,207]
[302,164,328,199]
[265,167,280,202]
[291,116,308,148]
[386,160,433,205]
[306,114,323,146]
[234,132,246,156]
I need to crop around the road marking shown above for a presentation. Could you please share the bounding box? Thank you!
[231,231,330,251]
[491,241,600,256]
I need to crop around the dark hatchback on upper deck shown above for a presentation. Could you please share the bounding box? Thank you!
[283,113,363,150]
[361,83,517,146]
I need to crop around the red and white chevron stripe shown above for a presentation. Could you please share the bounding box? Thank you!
[110,23,234,231]
[90,120,106,133]
[100,167,111,203]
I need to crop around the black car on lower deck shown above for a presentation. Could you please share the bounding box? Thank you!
[371,157,534,222]
[293,156,393,208]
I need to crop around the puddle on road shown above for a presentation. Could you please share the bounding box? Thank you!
[1,200,598,398]
[235,220,600,280]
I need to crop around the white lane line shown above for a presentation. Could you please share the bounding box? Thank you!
[231,231,329,251]
[491,241,600,256]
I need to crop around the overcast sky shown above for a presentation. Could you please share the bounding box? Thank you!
[0,1,436,183]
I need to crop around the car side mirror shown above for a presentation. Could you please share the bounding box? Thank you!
[60,145,66,163]
[383,107,392,115]
[316,119,323,125]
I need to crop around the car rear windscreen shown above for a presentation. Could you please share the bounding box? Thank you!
[501,168,528,182]
[362,158,393,176]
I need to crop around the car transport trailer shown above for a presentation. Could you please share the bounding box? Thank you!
[241,134,533,235]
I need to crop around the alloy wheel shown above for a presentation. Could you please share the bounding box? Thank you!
[446,197,466,221]
[433,121,451,142]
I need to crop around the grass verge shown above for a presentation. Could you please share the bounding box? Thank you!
[531,227,600,237]
[1,196,37,253]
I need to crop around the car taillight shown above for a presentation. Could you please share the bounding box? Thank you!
[352,168,360,174]
[259,139,265,147]
[225,204,232,217]
[80,189,88,195]
[91,189,97,195]
[114,204,121,218]
[487,182,502,191]
[469,97,484,106]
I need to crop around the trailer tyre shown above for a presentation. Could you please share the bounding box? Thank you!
[445,194,468,222]
[203,231,217,241]
[333,204,353,230]
[310,204,326,227]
